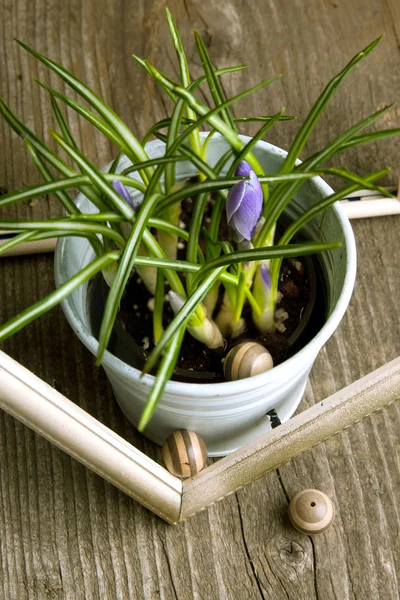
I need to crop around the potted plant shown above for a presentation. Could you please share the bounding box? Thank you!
[0,10,398,455]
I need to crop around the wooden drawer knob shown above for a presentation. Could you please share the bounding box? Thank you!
[289,489,335,534]
[162,430,207,478]
[223,342,273,381]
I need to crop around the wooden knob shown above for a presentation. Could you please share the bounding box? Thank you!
[162,430,207,478]
[223,342,273,381]
[289,489,335,535]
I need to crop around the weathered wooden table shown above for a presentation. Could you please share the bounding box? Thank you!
[0,0,399,598]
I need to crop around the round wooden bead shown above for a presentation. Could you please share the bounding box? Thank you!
[289,489,335,535]
[223,342,273,381]
[162,430,208,478]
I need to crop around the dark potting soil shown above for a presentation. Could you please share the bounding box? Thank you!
[89,247,326,384]
[121,258,314,370]
[89,191,327,383]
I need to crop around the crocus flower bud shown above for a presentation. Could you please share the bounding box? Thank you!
[168,291,224,349]
[168,291,186,315]
[252,263,275,333]
[234,161,252,177]
[112,180,134,207]
[112,179,143,212]
[252,264,271,308]
[226,161,263,242]
[260,263,271,289]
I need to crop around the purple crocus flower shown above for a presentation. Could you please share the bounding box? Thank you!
[226,161,263,242]
[112,179,134,208]
[234,160,252,177]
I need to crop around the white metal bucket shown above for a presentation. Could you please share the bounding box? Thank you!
[54,134,356,456]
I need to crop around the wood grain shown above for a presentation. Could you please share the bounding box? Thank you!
[0,0,399,598]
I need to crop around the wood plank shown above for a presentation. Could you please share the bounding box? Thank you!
[181,358,400,520]
[0,0,399,598]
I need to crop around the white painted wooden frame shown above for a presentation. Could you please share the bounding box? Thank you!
[0,349,398,524]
